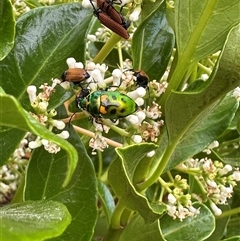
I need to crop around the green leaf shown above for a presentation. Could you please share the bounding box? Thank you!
[0,0,15,60]
[205,205,230,241]
[175,0,240,62]
[108,143,166,224]
[221,237,240,241]
[25,125,98,241]
[0,93,78,187]
[120,214,165,241]
[0,200,71,241]
[163,24,240,170]
[0,127,26,165]
[0,3,92,108]
[163,0,240,101]
[160,203,215,241]
[165,93,239,171]
[98,179,115,226]
[132,2,175,81]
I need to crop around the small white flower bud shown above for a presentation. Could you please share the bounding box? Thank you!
[82,0,95,8]
[57,130,70,139]
[52,120,65,130]
[201,74,209,81]
[147,150,155,157]
[120,0,131,5]
[86,61,96,71]
[135,97,144,106]
[232,170,240,181]
[41,139,49,146]
[38,101,48,112]
[126,114,139,125]
[112,69,122,86]
[168,193,177,204]
[135,111,146,123]
[208,140,219,149]
[66,57,76,68]
[87,34,97,42]
[127,87,146,100]
[92,69,106,89]
[29,140,42,149]
[131,135,142,143]
[27,85,37,102]
[74,62,84,68]
[210,202,222,216]
[99,63,108,74]
[219,164,232,176]
[129,8,141,22]
[233,87,240,100]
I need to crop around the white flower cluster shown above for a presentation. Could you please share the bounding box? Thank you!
[0,133,32,205]
[27,80,69,154]
[12,0,30,17]
[64,57,166,155]
[165,175,200,221]
[182,157,240,216]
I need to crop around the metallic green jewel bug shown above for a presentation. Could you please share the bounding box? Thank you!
[76,89,138,120]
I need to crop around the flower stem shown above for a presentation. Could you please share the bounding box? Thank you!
[93,34,122,63]
[217,207,240,219]
[110,198,126,229]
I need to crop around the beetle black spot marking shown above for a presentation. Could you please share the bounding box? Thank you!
[121,97,127,103]
[110,109,117,114]
[120,108,125,113]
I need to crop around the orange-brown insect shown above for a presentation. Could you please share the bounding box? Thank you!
[61,68,90,85]
[96,0,123,24]
[94,9,129,39]
[89,0,130,39]
[96,0,130,30]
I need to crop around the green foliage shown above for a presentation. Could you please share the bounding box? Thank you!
[0,200,71,240]
[0,0,15,60]
[0,0,240,241]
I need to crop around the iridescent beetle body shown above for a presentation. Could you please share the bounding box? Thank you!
[61,68,90,85]
[76,90,138,120]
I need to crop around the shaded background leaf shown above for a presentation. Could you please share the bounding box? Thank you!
[0,0,15,60]
[132,2,175,81]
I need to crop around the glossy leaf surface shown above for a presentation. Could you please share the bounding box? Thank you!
[108,143,166,224]
[161,203,215,241]
[0,3,92,108]
[0,93,78,187]
[0,200,71,241]
[132,2,174,81]
[164,24,240,170]
[0,0,15,60]
[25,125,97,241]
